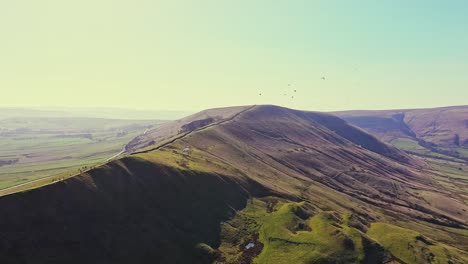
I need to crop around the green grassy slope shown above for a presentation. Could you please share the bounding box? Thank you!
[216,197,468,264]
[368,223,467,264]
[217,198,394,264]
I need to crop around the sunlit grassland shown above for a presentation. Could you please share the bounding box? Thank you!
[368,222,468,264]
[391,138,466,161]
[215,197,468,264]
[217,199,381,264]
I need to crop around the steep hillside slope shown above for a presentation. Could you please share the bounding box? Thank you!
[0,105,466,264]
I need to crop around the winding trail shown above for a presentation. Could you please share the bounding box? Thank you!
[105,148,125,162]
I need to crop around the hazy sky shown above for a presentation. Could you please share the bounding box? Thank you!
[1,0,467,112]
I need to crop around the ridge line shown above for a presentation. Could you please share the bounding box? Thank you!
[132,105,257,155]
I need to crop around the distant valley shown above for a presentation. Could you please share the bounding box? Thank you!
[0,116,164,193]
[334,106,468,162]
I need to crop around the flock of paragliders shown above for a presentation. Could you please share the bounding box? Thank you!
[258,76,326,100]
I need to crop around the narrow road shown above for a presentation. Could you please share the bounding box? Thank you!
[105,148,125,162]
[0,176,51,193]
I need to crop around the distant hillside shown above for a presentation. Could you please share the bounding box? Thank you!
[0,107,193,120]
[0,105,466,264]
[334,105,468,161]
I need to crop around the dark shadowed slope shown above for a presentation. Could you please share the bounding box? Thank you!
[0,157,269,264]
[0,105,466,264]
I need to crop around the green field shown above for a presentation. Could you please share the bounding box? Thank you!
[391,138,427,152]
[0,117,164,190]
[390,138,467,162]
